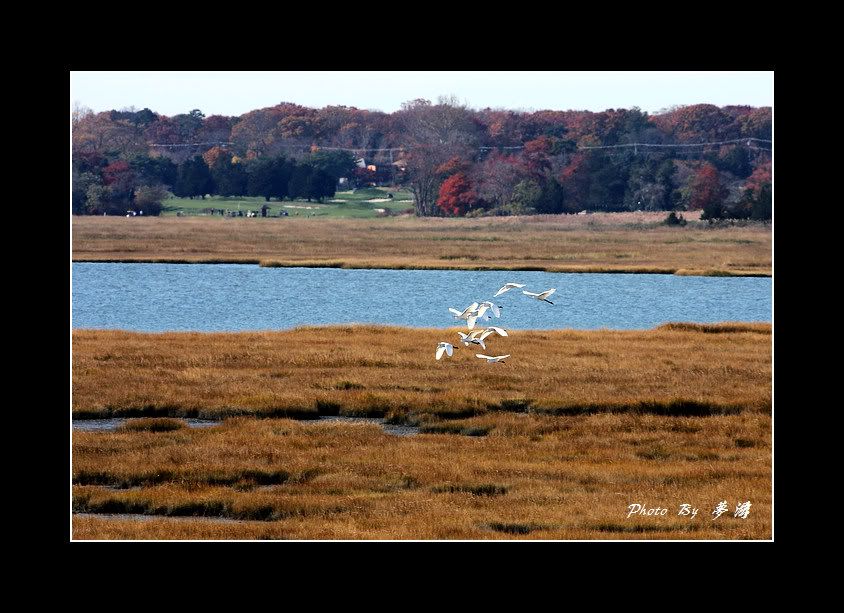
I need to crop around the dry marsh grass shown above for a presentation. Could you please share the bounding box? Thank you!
[72,412,771,539]
[71,214,771,276]
[72,324,771,420]
[72,324,771,539]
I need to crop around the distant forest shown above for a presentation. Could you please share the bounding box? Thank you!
[72,96,772,219]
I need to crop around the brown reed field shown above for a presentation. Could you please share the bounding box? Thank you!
[72,324,772,540]
[71,213,771,276]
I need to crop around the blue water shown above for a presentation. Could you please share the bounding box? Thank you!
[71,263,771,332]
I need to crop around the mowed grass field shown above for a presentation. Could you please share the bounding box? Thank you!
[161,187,415,219]
[72,324,772,539]
[72,211,771,276]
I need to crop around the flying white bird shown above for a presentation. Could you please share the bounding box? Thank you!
[436,342,456,360]
[522,288,556,304]
[494,283,526,297]
[458,331,486,350]
[448,302,479,320]
[477,326,509,341]
[476,354,511,364]
[477,301,502,318]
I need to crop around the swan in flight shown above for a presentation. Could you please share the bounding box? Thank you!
[477,301,502,318]
[476,354,511,364]
[522,288,556,304]
[458,331,486,350]
[448,302,479,320]
[436,342,456,360]
[477,326,508,341]
[494,283,526,297]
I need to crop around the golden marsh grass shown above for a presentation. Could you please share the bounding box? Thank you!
[72,324,771,539]
[71,214,771,276]
[72,412,771,539]
[72,324,771,420]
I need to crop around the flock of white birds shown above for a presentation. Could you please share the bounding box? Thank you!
[436,282,556,364]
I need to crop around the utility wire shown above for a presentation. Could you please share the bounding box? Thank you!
[149,137,772,152]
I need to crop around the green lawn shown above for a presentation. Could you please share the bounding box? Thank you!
[161,187,415,219]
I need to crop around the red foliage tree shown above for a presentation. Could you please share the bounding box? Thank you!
[522,136,554,177]
[436,156,471,178]
[202,145,229,168]
[436,172,478,216]
[744,161,772,194]
[689,163,727,213]
[651,104,740,142]
[558,152,590,211]
[102,160,132,186]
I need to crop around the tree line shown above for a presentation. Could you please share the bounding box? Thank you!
[72,98,772,219]
[72,148,357,216]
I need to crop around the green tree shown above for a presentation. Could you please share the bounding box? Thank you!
[174,156,213,199]
[129,154,178,188]
[310,150,357,183]
[752,184,772,220]
[510,179,541,214]
[211,157,248,196]
[288,162,311,200]
[536,178,567,214]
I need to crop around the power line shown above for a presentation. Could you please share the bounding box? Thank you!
[150,142,234,148]
[579,137,771,150]
[148,137,772,153]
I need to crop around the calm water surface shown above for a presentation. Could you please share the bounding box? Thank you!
[72,263,771,331]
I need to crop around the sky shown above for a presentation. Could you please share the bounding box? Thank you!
[71,71,773,117]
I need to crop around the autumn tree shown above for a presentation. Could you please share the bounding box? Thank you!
[474,153,524,210]
[436,172,478,216]
[691,163,728,219]
[102,161,137,206]
[395,97,481,216]
[743,162,772,220]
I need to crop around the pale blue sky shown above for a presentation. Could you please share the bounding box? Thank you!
[71,71,773,117]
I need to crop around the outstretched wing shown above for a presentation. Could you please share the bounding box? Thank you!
[445,343,454,357]
[489,303,501,318]
[459,302,480,317]
[448,308,462,316]
[494,283,524,297]
[494,355,511,360]
[476,354,493,359]
[467,316,478,330]
[487,326,508,337]
[478,339,486,350]
[436,346,445,360]
[538,288,556,299]
[458,332,469,340]
[522,290,540,297]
